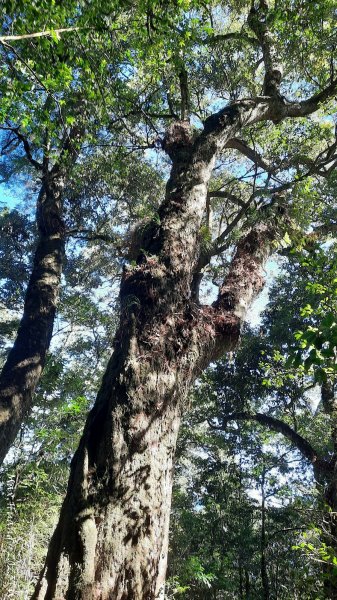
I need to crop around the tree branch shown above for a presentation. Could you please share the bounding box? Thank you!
[66,228,124,254]
[226,137,273,172]
[247,1,283,96]
[213,222,277,319]
[1,40,71,142]
[205,131,337,262]
[286,78,337,118]
[198,79,337,156]
[179,67,190,122]
[1,40,50,94]
[206,31,259,48]
[209,195,256,257]
[209,411,331,473]
[306,223,337,243]
[1,124,43,170]
[0,27,82,43]
[279,222,337,258]
[208,190,247,208]
[194,222,283,362]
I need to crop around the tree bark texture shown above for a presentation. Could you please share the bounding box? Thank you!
[33,117,278,600]
[320,381,337,599]
[0,173,65,464]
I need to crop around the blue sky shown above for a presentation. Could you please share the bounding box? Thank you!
[0,184,19,209]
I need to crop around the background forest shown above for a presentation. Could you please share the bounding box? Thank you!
[0,0,337,598]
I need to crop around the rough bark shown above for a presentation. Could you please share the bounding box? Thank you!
[0,173,66,465]
[33,120,277,599]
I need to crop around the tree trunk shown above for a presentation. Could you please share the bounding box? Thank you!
[33,120,279,599]
[260,468,270,600]
[320,382,337,599]
[244,569,250,598]
[322,467,337,600]
[34,350,183,599]
[0,173,65,465]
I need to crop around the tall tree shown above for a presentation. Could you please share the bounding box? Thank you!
[1,0,337,597]
[25,1,337,598]
[0,0,159,463]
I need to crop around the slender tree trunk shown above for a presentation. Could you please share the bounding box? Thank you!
[239,560,244,599]
[244,568,250,598]
[260,468,270,600]
[323,470,337,599]
[321,381,337,599]
[0,173,66,465]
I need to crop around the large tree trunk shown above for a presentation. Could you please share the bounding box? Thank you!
[0,172,65,465]
[33,121,277,599]
[33,334,185,599]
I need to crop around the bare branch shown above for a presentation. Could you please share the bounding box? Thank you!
[226,137,273,171]
[1,124,43,170]
[209,411,331,473]
[0,27,82,43]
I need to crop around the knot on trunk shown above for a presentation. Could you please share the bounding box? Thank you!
[125,218,161,262]
[162,121,194,160]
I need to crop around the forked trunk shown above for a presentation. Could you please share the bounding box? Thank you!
[33,121,278,599]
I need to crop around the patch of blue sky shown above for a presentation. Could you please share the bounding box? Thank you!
[0,183,21,209]
[247,256,282,327]
[199,256,282,327]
